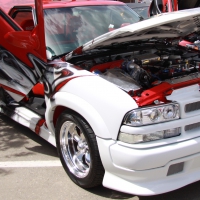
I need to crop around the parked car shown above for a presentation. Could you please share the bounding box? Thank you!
[127,2,150,19]
[1,0,200,196]
[149,0,200,16]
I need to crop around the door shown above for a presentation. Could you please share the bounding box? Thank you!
[0,0,47,101]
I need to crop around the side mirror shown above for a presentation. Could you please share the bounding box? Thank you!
[4,31,39,50]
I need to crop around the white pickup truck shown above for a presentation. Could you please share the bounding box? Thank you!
[1,0,200,196]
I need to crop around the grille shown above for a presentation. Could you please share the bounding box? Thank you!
[185,101,200,113]
[185,122,200,131]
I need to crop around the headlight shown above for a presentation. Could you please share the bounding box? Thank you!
[123,102,179,126]
[118,127,181,144]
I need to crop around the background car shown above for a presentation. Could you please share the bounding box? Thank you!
[149,0,200,16]
[127,2,150,19]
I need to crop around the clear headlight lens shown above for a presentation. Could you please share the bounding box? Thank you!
[149,109,160,121]
[124,103,179,126]
[118,127,181,144]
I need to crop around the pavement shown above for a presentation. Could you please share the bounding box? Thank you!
[1,113,200,200]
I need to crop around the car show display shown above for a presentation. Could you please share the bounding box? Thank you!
[1,0,200,196]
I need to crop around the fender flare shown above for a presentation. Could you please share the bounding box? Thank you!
[45,91,112,139]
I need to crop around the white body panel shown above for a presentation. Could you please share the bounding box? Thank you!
[0,59,33,101]
[45,75,137,139]
[4,71,200,195]
[94,84,200,195]
[0,106,56,146]
[97,137,200,195]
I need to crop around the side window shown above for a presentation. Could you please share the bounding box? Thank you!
[12,11,34,31]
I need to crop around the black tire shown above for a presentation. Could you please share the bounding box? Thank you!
[55,111,104,188]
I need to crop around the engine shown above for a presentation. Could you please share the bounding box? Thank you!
[75,47,200,105]
[122,53,200,87]
[90,52,199,89]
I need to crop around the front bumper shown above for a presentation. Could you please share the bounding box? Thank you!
[97,136,200,196]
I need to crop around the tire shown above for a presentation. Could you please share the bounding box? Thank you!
[55,111,105,188]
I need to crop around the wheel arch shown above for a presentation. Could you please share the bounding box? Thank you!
[45,92,112,139]
[45,75,137,140]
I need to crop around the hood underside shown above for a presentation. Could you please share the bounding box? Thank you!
[65,7,200,60]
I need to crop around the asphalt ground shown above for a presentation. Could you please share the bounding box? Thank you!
[1,113,200,200]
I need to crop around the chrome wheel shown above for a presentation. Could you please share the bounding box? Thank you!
[60,121,90,178]
[56,112,104,188]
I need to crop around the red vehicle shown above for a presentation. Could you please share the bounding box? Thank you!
[149,0,200,16]
[149,0,178,16]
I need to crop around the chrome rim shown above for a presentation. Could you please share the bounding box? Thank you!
[60,121,90,178]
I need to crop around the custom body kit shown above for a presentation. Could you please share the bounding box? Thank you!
[1,0,200,195]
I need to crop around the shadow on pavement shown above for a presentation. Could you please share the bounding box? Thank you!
[0,113,57,157]
[0,168,13,176]
[2,114,200,199]
[0,115,29,151]
[88,185,135,199]
[88,181,200,200]
[25,145,57,157]
[138,180,200,200]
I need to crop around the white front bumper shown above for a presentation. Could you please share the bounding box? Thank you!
[97,136,200,195]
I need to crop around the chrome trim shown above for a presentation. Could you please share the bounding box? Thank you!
[60,121,90,178]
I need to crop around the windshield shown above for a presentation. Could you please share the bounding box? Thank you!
[133,7,149,19]
[44,5,141,58]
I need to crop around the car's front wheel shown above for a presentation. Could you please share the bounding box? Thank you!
[55,111,104,188]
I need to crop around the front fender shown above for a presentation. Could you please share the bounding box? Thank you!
[45,75,138,139]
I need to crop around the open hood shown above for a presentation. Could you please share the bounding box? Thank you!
[65,8,200,60]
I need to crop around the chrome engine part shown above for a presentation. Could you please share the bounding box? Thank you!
[78,48,200,93]
[99,68,142,92]
[132,53,160,64]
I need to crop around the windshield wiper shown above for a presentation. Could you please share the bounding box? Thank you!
[46,46,70,60]
[139,16,144,21]
[51,52,70,60]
